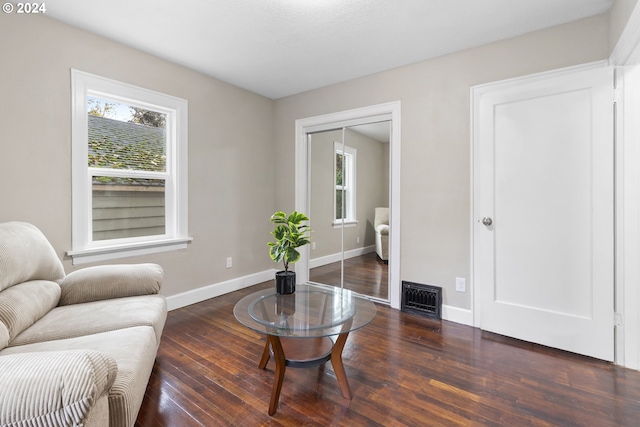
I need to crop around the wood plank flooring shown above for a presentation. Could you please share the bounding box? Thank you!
[136,281,640,426]
[310,252,388,300]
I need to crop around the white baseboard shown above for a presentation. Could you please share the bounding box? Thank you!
[166,267,476,329]
[166,269,276,311]
[309,245,376,269]
[442,304,473,326]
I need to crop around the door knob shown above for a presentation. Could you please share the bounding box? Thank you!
[482,217,493,226]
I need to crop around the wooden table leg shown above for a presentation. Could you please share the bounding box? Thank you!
[260,329,352,414]
[331,332,352,399]
[267,335,286,416]
[259,338,271,370]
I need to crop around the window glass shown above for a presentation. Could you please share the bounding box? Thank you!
[88,97,168,241]
[92,177,166,241]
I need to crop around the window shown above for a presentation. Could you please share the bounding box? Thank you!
[69,70,190,264]
[334,142,357,225]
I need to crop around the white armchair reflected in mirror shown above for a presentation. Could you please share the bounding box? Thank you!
[374,207,389,264]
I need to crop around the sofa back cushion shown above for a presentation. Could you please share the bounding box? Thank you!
[59,263,163,306]
[0,221,65,292]
[0,280,61,346]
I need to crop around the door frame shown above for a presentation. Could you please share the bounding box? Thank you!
[294,101,402,309]
[610,2,640,370]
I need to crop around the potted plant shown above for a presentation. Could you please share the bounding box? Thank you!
[268,211,311,294]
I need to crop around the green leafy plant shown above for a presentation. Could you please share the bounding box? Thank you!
[268,211,311,273]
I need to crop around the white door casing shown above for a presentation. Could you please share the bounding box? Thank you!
[472,63,614,361]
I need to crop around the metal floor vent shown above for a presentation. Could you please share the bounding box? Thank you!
[401,281,442,320]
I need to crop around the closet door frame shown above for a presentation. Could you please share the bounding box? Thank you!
[294,101,402,308]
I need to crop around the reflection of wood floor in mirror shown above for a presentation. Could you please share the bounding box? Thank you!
[309,252,388,301]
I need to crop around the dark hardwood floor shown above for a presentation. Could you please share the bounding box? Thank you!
[136,281,640,426]
[310,252,388,300]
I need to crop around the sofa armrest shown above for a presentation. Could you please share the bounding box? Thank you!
[58,263,164,306]
[0,350,117,426]
[375,224,389,236]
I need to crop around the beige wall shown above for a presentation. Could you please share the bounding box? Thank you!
[0,15,276,298]
[273,14,610,310]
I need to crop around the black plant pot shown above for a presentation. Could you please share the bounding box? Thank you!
[275,271,296,295]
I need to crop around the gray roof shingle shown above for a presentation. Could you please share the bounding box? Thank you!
[88,115,166,186]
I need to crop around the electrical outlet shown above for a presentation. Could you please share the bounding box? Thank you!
[356,236,360,244]
[226,257,232,268]
[455,277,466,292]
[311,242,316,250]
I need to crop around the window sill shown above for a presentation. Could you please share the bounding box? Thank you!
[67,237,193,265]
[332,220,358,228]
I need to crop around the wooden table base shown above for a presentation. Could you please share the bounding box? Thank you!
[260,333,352,416]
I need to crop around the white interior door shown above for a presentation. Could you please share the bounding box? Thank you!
[473,65,614,361]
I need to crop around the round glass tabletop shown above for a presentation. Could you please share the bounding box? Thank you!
[234,283,377,338]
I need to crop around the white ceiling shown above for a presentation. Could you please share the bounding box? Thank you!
[46,0,614,99]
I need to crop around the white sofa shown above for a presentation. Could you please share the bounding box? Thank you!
[0,221,167,427]
[374,207,389,263]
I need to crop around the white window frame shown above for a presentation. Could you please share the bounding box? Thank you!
[68,70,190,265]
[333,141,357,226]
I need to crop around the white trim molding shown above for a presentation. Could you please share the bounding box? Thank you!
[611,65,640,369]
[309,245,376,269]
[610,1,640,369]
[166,269,276,311]
[67,237,192,265]
[442,305,473,326]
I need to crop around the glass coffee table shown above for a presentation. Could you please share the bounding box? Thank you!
[234,283,377,415]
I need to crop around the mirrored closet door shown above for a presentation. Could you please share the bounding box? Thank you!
[306,121,390,302]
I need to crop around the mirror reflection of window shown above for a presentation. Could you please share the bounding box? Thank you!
[334,142,356,224]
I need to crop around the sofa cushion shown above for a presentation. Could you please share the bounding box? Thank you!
[1,326,157,427]
[59,263,163,306]
[10,294,167,348]
[0,222,65,292]
[0,280,61,344]
[0,350,116,427]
